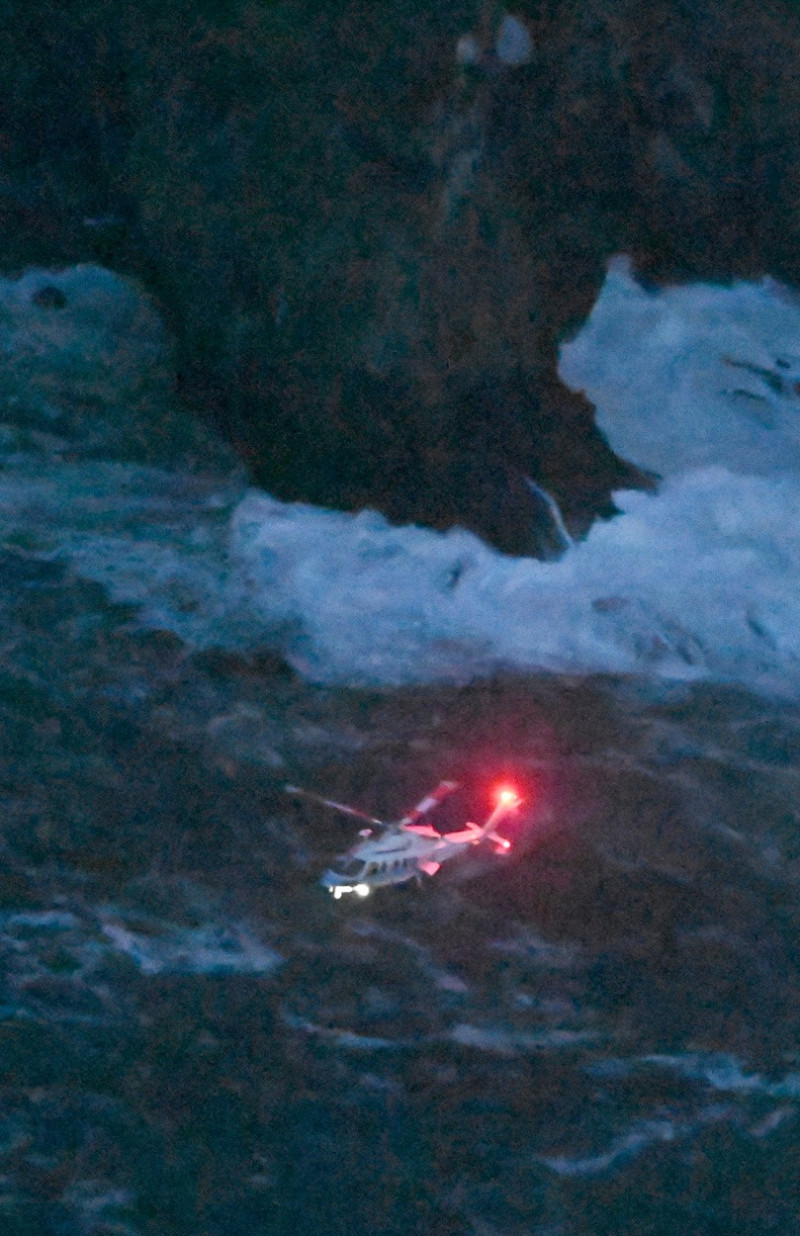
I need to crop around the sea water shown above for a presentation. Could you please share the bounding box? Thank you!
[0,260,797,1235]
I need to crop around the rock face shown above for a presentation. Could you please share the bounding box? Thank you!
[3,0,800,552]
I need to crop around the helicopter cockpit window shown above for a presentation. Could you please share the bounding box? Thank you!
[336,857,367,878]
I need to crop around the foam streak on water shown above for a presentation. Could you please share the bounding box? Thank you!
[2,261,800,697]
[0,261,799,1234]
[223,261,800,691]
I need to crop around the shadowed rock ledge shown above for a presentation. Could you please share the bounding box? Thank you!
[2,0,799,553]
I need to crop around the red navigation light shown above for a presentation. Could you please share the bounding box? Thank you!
[495,786,519,806]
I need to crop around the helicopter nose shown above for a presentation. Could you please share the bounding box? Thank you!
[320,871,344,899]
[320,871,371,900]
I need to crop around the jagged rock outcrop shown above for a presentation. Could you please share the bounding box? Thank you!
[2,0,799,552]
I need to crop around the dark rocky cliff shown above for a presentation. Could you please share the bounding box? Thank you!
[3,0,799,553]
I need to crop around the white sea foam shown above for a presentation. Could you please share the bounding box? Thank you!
[100,917,283,976]
[3,259,800,697]
[6,910,79,931]
[538,1101,743,1178]
[539,1119,676,1177]
[643,1052,800,1099]
[348,919,469,992]
[489,932,581,970]
[225,260,800,694]
[559,255,800,478]
[280,1010,405,1050]
[591,1051,800,1101]
[223,258,800,697]
[450,1023,599,1053]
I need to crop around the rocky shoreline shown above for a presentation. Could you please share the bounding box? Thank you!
[4,1,799,552]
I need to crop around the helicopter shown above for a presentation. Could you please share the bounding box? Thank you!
[285,780,522,898]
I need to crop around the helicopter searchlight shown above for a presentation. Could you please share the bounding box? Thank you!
[285,781,522,898]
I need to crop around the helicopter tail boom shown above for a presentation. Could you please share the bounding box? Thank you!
[475,789,522,846]
[398,780,460,826]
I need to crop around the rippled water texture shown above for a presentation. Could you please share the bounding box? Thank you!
[1,602,799,1234]
[0,265,798,1234]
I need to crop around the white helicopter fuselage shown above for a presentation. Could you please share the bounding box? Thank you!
[321,796,517,899]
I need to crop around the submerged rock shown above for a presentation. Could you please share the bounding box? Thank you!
[0,264,234,469]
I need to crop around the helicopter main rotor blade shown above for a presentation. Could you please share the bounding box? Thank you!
[284,784,385,827]
[399,780,460,826]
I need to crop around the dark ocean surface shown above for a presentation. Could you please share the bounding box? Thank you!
[0,261,798,1235]
[1,569,799,1235]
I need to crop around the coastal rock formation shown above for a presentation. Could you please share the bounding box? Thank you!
[2,0,799,552]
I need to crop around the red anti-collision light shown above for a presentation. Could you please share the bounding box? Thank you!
[495,786,519,805]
